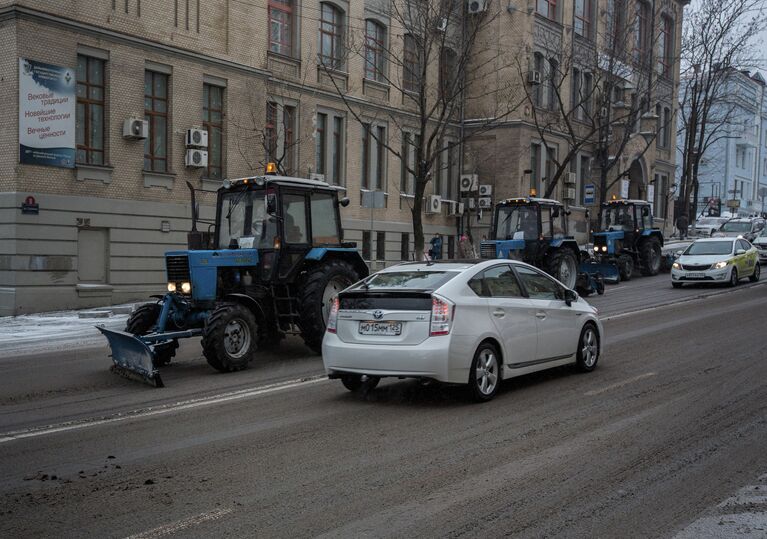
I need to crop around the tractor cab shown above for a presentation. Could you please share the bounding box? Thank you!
[590,199,663,281]
[480,197,588,290]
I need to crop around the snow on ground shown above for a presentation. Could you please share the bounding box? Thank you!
[0,304,135,357]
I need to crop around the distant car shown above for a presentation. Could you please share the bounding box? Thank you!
[693,216,729,237]
[671,237,760,288]
[712,218,765,242]
[753,228,767,264]
[322,260,603,402]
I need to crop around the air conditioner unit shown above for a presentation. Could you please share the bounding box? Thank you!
[446,201,458,216]
[467,198,477,210]
[479,184,492,197]
[185,148,208,168]
[309,173,325,182]
[185,128,209,148]
[565,172,577,186]
[460,174,479,193]
[123,118,148,139]
[528,70,542,85]
[457,202,465,214]
[426,194,442,214]
[478,197,492,208]
[467,0,488,14]
[564,187,577,200]
[436,17,448,32]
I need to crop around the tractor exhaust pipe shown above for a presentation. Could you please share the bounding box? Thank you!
[186,181,208,250]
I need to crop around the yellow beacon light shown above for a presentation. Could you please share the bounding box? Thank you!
[529,188,537,197]
[265,162,277,174]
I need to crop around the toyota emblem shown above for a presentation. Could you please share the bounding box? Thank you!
[373,310,384,319]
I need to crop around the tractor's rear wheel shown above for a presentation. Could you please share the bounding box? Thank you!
[202,302,258,372]
[546,248,578,289]
[298,259,360,354]
[125,303,178,367]
[640,237,662,276]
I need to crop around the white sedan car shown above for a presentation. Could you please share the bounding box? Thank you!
[671,237,760,287]
[322,260,603,402]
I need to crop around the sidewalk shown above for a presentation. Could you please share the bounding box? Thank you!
[0,303,138,357]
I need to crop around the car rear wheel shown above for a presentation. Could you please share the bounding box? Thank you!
[576,324,599,372]
[729,267,739,287]
[340,374,380,394]
[749,262,760,282]
[468,343,501,402]
[672,282,683,289]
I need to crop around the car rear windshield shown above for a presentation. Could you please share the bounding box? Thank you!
[684,241,733,256]
[358,271,458,291]
[720,222,751,232]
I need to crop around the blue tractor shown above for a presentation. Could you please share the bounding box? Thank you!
[589,199,664,281]
[99,173,368,386]
[479,197,602,294]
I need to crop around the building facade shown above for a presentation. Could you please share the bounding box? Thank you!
[681,69,767,218]
[0,0,685,315]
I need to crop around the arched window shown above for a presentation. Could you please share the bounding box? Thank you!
[365,20,386,82]
[403,34,420,93]
[269,0,293,56]
[320,3,344,70]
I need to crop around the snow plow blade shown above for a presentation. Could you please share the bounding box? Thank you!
[579,261,620,284]
[97,327,163,388]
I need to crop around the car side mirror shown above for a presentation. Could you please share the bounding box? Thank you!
[642,207,650,217]
[736,248,746,255]
[265,193,277,215]
[564,288,577,306]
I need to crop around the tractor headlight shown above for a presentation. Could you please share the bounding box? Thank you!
[672,262,681,270]
[601,245,608,252]
[167,282,177,292]
[181,282,192,294]
[713,261,728,269]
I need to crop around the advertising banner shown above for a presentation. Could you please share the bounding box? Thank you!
[19,58,76,168]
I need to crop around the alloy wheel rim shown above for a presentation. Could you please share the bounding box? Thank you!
[731,269,738,285]
[755,265,760,279]
[223,318,251,358]
[322,276,352,325]
[475,349,498,395]
[581,328,598,367]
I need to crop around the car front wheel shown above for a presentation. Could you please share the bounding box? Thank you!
[729,267,739,287]
[468,342,501,402]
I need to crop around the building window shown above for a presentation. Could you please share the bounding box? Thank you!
[634,1,651,65]
[76,55,105,166]
[530,143,540,192]
[362,123,387,192]
[403,34,420,93]
[203,84,224,180]
[376,231,386,260]
[611,0,627,55]
[574,0,593,39]
[269,0,293,56]
[319,3,344,70]
[144,70,169,172]
[536,0,557,20]
[331,116,343,186]
[532,53,544,107]
[362,230,371,260]
[658,15,673,78]
[266,101,296,174]
[736,147,746,169]
[439,48,457,101]
[655,104,662,149]
[362,123,370,189]
[400,132,411,197]
[400,232,409,261]
[315,112,327,175]
[546,58,559,111]
[375,125,386,191]
[579,154,591,203]
[365,20,385,82]
[446,141,457,200]
[654,173,668,218]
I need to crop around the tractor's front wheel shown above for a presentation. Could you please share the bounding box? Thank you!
[618,255,634,281]
[546,248,578,289]
[298,259,360,354]
[202,302,258,372]
[639,237,662,276]
[125,302,178,367]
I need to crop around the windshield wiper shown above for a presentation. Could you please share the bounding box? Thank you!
[226,189,249,235]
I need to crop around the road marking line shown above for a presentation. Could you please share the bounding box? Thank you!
[584,372,657,396]
[0,376,328,444]
[124,507,234,539]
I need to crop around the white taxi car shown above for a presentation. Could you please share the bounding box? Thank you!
[753,228,767,264]
[671,237,760,288]
[322,260,603,402]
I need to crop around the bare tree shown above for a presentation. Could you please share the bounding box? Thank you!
[677,0,766,219]
[320,1,524,258]
[515,2,674,207]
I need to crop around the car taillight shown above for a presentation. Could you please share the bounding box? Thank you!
[326,297,340,333]
[430,295,454,336]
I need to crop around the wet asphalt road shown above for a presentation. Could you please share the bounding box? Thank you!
[0,273,766,538]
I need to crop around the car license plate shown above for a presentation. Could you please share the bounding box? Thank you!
[358,321,402,336]
[686,272,705,279]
